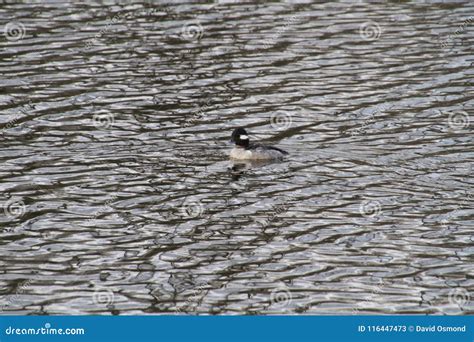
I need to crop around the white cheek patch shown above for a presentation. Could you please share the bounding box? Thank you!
[239,135,249,140]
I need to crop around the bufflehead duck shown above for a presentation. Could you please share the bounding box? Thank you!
[230,128,288,160]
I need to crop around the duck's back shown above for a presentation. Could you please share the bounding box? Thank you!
[247,143,288,160]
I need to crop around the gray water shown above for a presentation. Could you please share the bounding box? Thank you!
[0,2,473,315]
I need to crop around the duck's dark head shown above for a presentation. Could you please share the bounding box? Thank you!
[230,127,250,147]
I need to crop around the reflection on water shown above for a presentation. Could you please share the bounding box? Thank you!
[0,2,473,315]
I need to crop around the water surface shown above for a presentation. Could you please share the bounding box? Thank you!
[0,2,473,315]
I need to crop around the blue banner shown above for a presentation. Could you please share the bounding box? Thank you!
[0,316,472,342]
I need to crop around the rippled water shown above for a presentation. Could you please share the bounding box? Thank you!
[1,2,473,315]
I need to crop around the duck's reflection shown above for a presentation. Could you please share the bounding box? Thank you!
[231,159,278,171]
[229,159,277,181]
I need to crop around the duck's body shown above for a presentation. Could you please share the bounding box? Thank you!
[230,143,288,160]
[229,128,288,160]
